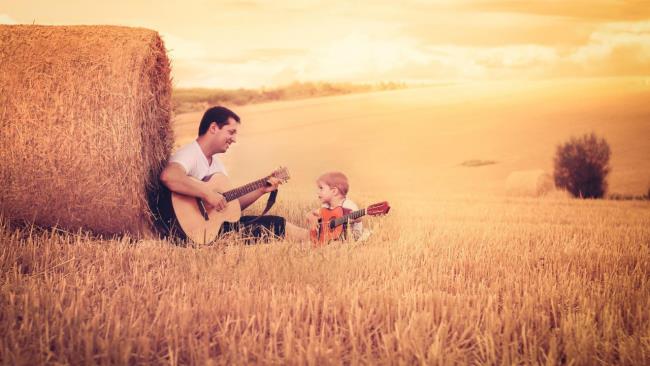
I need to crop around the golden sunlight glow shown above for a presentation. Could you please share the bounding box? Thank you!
[1,0,648,87]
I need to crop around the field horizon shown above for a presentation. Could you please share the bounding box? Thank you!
[173,77,650,200]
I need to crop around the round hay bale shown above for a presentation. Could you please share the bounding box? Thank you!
[0,25,172,237]
[505,169,555,197]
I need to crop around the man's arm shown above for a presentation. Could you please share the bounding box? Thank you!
[160,163,226,210]
[238,189,266,211]
[160,163,207,197]
[237,176,281,211]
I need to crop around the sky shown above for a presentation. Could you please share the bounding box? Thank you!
[1,0,649,88]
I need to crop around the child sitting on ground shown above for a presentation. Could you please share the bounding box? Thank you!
[306,171,366,242]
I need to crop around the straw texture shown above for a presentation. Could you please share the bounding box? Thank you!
[0,25,173,236]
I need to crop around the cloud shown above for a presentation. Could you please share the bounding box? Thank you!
[383,44,559,81]
[380,20,650,82]
[561,21,650,76]
[171,33,431,87]
[570,21,650,62]
[406,13,595,48]
[469,0,650,22]
[303,33,429,81]
[477,45,559,69]
[208,48,309,64]
[427,19,650,79]
[155,2,650,87]
[172,19,650,88]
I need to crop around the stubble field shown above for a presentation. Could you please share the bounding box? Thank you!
[1,78,649,365]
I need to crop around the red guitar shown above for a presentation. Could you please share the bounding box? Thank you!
[309,201,390,245]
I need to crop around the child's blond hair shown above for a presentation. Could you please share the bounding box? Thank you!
[317,171,349,196]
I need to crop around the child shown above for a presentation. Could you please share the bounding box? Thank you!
[307,171,364,241]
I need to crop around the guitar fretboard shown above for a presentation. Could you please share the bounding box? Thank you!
[331,208,366,228]
[222,177,270,202]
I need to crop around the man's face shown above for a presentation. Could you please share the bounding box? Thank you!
[209,117,239,153]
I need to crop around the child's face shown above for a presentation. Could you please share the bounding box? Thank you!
[316,181,338,204]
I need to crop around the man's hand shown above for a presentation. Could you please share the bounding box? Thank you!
[203,190,227,211]
[260,176,281,194]
[238,175,284,211]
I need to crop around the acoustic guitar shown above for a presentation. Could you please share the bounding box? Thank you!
[171,167,290,245]
[309,201,390,245]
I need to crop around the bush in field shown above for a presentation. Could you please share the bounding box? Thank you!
[553,133,611,198]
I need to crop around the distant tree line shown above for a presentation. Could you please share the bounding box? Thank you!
[172,81,407,113]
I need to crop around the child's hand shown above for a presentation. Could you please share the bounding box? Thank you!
[305,209,320,227]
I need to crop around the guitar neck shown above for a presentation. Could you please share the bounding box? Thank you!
[332,208,366,228]
[222,177,269,202]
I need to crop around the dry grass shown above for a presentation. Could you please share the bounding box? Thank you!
[2,74,648,364]
[0,25,172,237]
[1,195,648,365]
[505,170,555,197]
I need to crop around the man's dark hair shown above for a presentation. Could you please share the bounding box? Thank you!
[198,106,240,136]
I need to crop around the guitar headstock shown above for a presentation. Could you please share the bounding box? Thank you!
[366,201,390,216]
[270,166,291,183]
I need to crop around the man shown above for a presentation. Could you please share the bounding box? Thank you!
[158,106,308,242]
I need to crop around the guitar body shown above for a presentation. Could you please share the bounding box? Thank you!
[310,206,346,246]
[171,173,241,245]
[308,201,391,246]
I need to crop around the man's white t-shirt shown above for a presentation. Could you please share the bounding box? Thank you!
[169,140,227,180]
